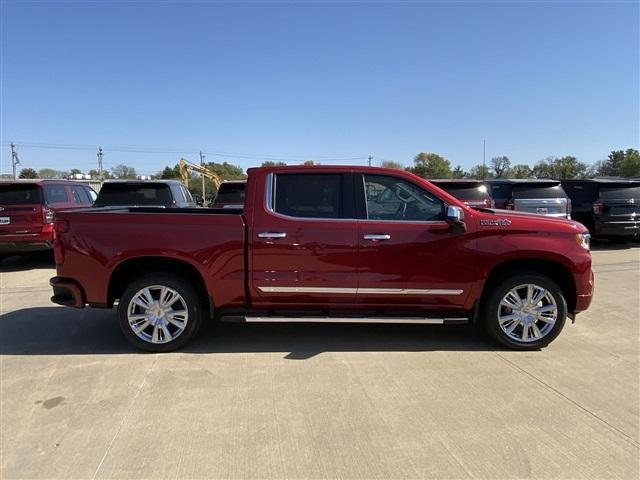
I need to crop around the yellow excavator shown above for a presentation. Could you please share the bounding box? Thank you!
[179,158,221,192]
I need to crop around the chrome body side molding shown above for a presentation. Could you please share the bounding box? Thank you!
[257,286,463,295]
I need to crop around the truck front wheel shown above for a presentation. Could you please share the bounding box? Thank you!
[117,273,203,352]
[483,273,567,350]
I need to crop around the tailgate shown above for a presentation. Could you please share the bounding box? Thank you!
[0,184,44,235]
[514,198,568,217]
[0,204,44,234]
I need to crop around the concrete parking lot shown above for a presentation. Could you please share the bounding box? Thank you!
[1,245,638,479]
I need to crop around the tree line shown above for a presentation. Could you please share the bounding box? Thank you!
[15,148,640,192]
[394,148,640,180]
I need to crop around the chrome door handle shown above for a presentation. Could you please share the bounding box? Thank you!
[363,234,391,241]
[258,232,287,239]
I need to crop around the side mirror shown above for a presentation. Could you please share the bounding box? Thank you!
[445,205,466,233]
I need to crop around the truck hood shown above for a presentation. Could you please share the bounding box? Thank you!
[472,208,587,234]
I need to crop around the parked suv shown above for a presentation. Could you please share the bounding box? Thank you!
[562,179,639,241]
[431,180,493,208]
[209,180,246,209]
[0,180,96,258]
[488,179,571,218]
[94,180,196,208]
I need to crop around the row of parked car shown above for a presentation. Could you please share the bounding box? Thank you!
[0,174,638,259]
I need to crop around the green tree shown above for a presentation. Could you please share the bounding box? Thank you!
[491,156,511,178]
[159,165,180,179]
[111,164,137,179]
[407,152,452,179]
[205,161,245,180]
[302,160,316,166]
[261,161,287,167]
[380,160,404,170]
[38,168,65,179]
[18,168,39,179]
[620,149,640,177]
[467,164,493,180]
[69,168,82,176]
[533,156,587,179]
[452,165,466,179]
[509,164,533,179]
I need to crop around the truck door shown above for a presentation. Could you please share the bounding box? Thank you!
[249,172,358,308]
[356,173,474,311]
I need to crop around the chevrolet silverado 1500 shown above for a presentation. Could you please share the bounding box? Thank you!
[50,166,593,352]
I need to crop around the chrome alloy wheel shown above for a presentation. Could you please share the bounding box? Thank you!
[127,285,189,344]
[497,283,558,343]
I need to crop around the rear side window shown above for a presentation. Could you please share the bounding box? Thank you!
[95,184,173,207]
[181,186,194,203]
[489,184,513,199]
[0,184,42,205]
[600,187,640,199]
[275,174,343,218]
[512,185,567,199]
[216,183,246,204]
[44,184,69,204]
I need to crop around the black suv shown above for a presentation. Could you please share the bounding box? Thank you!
[562,179,639,241]
[487,179,571,219]
[94,180,197,208]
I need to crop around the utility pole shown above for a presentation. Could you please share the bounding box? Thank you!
[200,151,206,202]
[11,143,20,179]
[97,146,104,179]
[368,155,373,167]
[482,139,486,180]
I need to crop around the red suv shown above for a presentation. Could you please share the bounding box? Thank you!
[0,180,96,260]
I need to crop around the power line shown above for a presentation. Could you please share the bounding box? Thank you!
[0,141,368,162]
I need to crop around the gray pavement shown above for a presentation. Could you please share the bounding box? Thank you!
[1,245,638,479]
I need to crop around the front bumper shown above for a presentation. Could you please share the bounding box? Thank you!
[573,270,594,313]
[50,276,86,308]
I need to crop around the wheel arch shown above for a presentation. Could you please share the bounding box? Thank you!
[107,256,211,314]
[480,257,577,314]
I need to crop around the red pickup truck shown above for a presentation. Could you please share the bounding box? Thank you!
[50,166,593,352]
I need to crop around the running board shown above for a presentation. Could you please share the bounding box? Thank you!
[227,316,469,325]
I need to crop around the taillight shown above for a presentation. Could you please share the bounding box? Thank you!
[53,219,69,265]
[42,206,54,224]
[593,200,603,214]
[505,199,515,210]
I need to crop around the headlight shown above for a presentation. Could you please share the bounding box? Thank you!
[576,232,591,250]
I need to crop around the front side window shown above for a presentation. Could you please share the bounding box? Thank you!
[274,174,343,219]
[364,175,444,222]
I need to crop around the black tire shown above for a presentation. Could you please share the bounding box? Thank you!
[482,272,567,350]
[117,273,204,352]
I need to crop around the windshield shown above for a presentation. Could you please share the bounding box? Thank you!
[0,184,42,205]
[95,183,173,207]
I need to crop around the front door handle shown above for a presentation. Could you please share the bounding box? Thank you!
[258,232,287,239]
[363,234,391,241]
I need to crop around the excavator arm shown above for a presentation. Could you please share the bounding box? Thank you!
[179,158,221,190]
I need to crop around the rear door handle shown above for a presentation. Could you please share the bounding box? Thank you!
[363,234,391,241]
[258,232,287,239]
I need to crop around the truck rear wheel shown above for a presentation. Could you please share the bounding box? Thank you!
[117,273,203,352]
[483,273,567,350]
